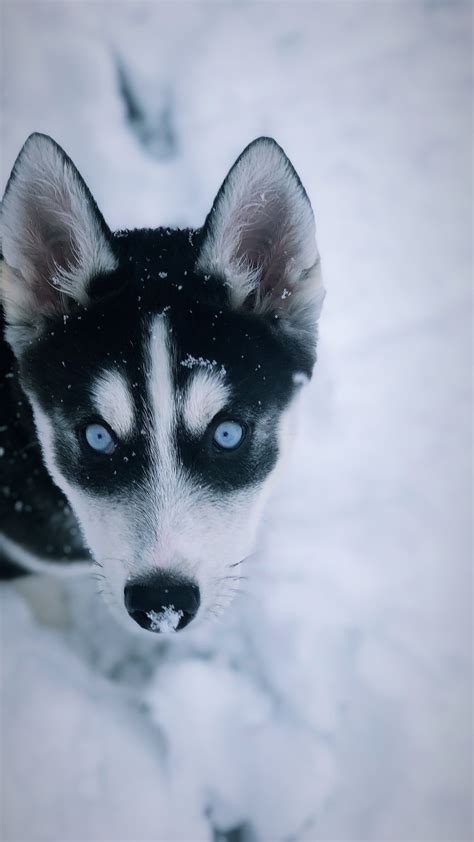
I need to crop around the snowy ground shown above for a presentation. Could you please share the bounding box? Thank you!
[1,1,472,840]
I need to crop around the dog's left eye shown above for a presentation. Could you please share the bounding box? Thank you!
[84,423,116,455]
[213,420,245,450]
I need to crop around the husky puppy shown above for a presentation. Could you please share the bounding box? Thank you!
[0,134,324,633]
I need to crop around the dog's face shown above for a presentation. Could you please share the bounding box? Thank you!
[0,134,324,633]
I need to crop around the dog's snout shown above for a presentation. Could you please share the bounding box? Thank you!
[124,573,200,633]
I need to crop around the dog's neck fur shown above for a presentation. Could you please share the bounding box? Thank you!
[0,301,89,573]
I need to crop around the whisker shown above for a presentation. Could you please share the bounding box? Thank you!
[223,587,248,598]
[97,556,129,565]
[229,558,248,568]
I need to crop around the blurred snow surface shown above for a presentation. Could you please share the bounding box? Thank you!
[1,2,472,840]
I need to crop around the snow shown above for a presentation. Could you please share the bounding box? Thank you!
[1,2,472,841]
[147,606,183,633]
[180,353,226,374]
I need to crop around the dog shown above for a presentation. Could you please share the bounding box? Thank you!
[0,134,324,634]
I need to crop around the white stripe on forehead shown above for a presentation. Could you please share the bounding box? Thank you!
[148,314,176,473]
[91,369,134,437]
[182,369,231,435]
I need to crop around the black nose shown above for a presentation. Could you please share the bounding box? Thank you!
[124,573,200,633]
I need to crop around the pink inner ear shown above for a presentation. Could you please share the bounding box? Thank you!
[233,192,301,307]
[20,193,80,313]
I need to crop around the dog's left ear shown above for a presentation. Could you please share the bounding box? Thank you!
[197,137,324,334]
[0,133,117,352]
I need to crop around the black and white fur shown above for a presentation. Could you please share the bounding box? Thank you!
[0,133,324,632]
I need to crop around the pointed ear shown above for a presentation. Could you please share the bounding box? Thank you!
[0,133,117,350]
[196,137,325,333]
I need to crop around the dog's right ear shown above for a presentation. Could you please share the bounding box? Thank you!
[0,133,117,353]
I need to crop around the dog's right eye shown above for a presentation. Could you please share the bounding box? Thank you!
[83,423,116,455]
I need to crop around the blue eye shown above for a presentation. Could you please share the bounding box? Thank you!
[213,420,245,450]
[84,423,116,455]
